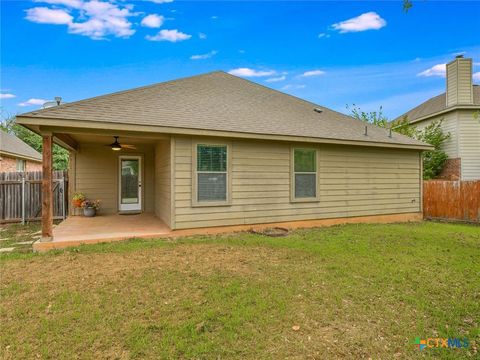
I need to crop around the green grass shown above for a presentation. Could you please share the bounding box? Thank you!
[0,221,479,359]
[0,222,40,253]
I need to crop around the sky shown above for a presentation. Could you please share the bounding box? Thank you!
[1,0,480,120]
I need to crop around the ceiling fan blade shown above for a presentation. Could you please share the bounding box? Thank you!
[122,144,137,149]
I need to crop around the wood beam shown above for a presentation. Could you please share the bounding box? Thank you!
[41,134,53,241]
[54,133,78,152]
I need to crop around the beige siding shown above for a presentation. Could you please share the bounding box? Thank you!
[458,110,480,180]
[416,112,458,158]
[74,143,155,215]
[446,58,473,106]
[173,136,421,229]
[154,139,172,226]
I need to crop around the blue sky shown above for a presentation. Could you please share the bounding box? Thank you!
[1,0,479,119]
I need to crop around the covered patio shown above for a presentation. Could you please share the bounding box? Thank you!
[33,213,171,251]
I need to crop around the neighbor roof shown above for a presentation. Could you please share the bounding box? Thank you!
[396,85,480,123]
[17,71,429,149]
[0,130,42,162]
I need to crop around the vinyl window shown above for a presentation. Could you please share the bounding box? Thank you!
[196,144,228,203]
[16,159,26,172]
[292,148,318,200]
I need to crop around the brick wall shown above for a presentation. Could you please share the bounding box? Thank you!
[0,155,42,172]
[436,158,461,181]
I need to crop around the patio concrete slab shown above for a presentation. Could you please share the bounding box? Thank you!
[33,213,171,251]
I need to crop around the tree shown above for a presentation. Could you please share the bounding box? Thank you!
[1,113,69,170]
[348,104,450,179]
[403,0,413,12]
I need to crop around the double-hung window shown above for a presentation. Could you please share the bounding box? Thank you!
[195,144,229,204]
[292,148,318,201]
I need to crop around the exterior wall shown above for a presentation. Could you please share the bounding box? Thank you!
[73,143,155,215]
[0,155,42,172]
[154,139,172,227]
[416,109,480,180]
[415,111,459,158]
[437,158,461,181]
[172,136,421,230]
[458,110,480,180]
[446,58,473,106]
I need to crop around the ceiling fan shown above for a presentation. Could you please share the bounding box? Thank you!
[106,136,137,151]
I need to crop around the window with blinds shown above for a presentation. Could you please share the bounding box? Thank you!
[196,144,228,202]
[293,149,317,199]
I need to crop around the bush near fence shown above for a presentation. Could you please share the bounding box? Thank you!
[0,170,68,224]
[423,180,480,223]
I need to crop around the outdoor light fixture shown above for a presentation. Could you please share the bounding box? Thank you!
[110,136,122,151]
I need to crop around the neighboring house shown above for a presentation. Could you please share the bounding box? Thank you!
[0,130,42,172]
[396,56,480,180]
[16,71,430,237]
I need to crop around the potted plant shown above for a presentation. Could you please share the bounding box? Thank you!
[72,192,85,208]
[81,199,100,217]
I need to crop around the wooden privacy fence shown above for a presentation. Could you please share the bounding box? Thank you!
[0,171,68,224]
[423,180,480,223]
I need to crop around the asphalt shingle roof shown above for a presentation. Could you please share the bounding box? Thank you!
[19,71,429,148]
[396,85,480,123]
[0,130,42,161]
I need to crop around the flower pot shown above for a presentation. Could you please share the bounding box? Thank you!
[83,207,96,217]
[73,199,83,208]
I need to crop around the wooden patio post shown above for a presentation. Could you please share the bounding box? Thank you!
[41,133,53,241]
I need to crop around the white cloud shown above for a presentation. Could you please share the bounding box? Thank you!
[146,29,191,42]
[0,93,16,99]
[190,50,217,60]
[68,1,136,39]
[332,12,386,33]
[281,84,306,90]
[25,1,137,40]
[33,0,83,7]
[141,14,164,28]
[473,72,480,82]
[300,70,326,77]
[25,7,73,25]
[265,75,286,83]
[228,68,275,77]
[198,32,207,39]
[146,0,173,3]
[318,32,330,39]
[417,63,446,77]
[18,98,48,107]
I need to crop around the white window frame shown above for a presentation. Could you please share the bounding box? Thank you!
[290,147,320,202]
[118,155,143,212]
[192,141,232,207]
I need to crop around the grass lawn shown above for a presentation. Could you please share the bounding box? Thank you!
[0,222,41,253]
[0,221,478,359]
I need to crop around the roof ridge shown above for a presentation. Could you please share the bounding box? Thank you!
[20,71,226,117]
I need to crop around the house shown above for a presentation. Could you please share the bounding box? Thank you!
[396,56,480,180]
[0,130,42,172]
[16,71,431,244]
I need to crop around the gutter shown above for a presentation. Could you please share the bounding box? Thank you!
[0,150,42,163]
[406,104,480,125]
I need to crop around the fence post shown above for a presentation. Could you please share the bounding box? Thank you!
[61,174,66,220]
[21,174,26,225]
